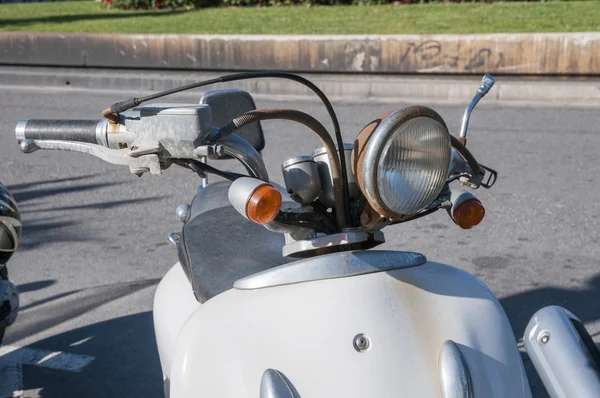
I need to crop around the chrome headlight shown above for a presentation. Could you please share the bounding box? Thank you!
[353,106,451,219]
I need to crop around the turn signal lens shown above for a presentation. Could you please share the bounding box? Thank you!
[452,198,485,229]
[246,185,282,224]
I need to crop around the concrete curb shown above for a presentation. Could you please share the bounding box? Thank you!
[1,32,600,76]
[2,66,599,107]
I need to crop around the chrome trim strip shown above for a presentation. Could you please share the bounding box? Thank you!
[260,369,299,398]
[361,111,399,215]
[311,143,354,158]
[15,119,29,143]
[281,155,314,169]
[96,119,109,147]
[524,306,600,398]
[234,250,426,290]
[439,340,473,398]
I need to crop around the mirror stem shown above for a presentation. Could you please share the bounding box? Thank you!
[459,73,496,146]
[459,92,483,145]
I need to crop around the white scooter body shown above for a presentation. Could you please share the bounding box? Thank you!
[154,251,531,397]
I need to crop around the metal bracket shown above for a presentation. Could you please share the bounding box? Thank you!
[459,173,483,189]
[282,229,385,258]
[458,164,497,190]
[478,164,498,189]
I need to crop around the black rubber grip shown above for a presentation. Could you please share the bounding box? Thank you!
[22,120,101,144]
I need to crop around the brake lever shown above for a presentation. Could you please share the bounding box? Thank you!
[19,139,161,176]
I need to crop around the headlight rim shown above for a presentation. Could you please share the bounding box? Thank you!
[355,106,451,220]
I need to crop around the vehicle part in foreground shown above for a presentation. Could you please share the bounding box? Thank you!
[0,182,21,345]
[524,306,600,398]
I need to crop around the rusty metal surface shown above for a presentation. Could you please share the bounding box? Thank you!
[1,33,599,75]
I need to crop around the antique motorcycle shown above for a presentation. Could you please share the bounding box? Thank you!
[0,182,21,346]
[14,72,600,397]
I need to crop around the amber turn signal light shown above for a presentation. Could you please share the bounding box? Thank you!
[228,178,283,224]
[246,184,282,224]
[452,198,485,229]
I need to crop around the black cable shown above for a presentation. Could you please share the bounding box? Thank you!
[275,211,337,235]
[390,207,440,225]
[173,159,247,181]
[107,71,351,226]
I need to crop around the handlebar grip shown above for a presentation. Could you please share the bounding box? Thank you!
[16,119,107,146]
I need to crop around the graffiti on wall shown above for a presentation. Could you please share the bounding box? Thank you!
[398,40,505,72]
[343,39,507,73]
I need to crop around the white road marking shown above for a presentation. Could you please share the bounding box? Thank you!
[11,388,43,398]
[69,336,93,347]
[0,345,94,372]
[0,345,95,397]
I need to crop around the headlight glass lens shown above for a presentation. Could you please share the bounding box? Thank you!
[377,116,451,215]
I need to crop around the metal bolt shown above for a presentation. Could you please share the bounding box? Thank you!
[175,204,190,223]
[353,334,370,352]
[540,333,550,345]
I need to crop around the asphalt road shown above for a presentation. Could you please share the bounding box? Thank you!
[0,85,599,397]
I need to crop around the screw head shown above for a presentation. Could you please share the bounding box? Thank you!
[540,333,550,345]
[353,334,370,352]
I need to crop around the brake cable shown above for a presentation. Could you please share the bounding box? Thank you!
[222,108,346,230]
[173,159,247,182]
[102,71,351,227]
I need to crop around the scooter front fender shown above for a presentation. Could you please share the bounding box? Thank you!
[169,251,531,397]
[153,262,201,379]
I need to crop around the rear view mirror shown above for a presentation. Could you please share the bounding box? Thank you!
[200,89,265,153]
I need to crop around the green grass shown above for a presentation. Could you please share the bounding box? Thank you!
[1,1,599,34]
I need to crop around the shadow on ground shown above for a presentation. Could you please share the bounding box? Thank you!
[19,312,162,398]
[3,278,163,398]
[6,175,163,250]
